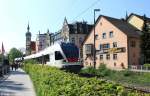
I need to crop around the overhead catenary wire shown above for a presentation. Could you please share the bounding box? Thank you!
[53,0,101,33]
[72,0,101,21]
[52,0,80,33]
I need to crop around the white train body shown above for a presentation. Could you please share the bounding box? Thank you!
[22,43,82,69]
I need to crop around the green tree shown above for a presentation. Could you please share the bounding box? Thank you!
[9,48,23,63]
[141,15,150,63]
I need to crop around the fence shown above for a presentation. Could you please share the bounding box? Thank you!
[129,65,150,72]
[0,65,10,77]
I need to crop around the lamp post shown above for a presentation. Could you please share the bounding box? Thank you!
[93,9,100,68]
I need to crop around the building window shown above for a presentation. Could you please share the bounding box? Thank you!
[100,55,103,60]
[79,37,83,44]
[109,31,113,38]
[131,41,136,47]
[113,42,117,47]
[71,38,75,43]
[103,43,110,49]
[95,34,98,40]
[121,63,125,69]
[114,62,116,66]
[113,54,117,60]
[85,44,93,55]
[102,33,106,39]
[106,54,110,60]
[55,51,63,60]
[99,44,102,50]
[107,44,110,48]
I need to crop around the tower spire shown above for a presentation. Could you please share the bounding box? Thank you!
[125,11,128,20]
[64,17,68,25]
[27,21,30,31]
[1,42,5,55]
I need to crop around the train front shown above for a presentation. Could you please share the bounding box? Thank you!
[60,43,83,71]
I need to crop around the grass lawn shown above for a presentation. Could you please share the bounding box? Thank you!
[105,71,150,88]
[80,65,150,89]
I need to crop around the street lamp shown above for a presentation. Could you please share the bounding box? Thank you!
[93,9,100,68]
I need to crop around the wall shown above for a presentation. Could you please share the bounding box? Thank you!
[83,17,128,70]
[128,38,141,66]
[36,34,47,52]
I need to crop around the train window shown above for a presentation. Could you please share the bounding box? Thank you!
[55,51,63,60]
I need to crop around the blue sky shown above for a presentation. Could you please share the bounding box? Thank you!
[0,0,149,52]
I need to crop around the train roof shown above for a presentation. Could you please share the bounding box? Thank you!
[23,42,78,60]
[24,43,63,60]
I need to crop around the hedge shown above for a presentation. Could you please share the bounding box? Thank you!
[23,64,149,96]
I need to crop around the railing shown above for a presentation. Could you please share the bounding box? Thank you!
[129,65,150,72]
[0,65,10,77]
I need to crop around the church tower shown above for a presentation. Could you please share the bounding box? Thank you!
[25,23,32,55]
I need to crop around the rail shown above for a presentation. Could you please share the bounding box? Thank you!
[129,65,150,72]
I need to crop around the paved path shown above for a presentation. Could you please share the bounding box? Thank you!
[0,68,36,96]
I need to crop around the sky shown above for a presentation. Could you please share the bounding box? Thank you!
[0,0,149,52]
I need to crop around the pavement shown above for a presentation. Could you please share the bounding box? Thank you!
[0,68,36,96]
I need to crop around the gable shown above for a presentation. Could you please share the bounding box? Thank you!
[127,15,144,31]
[83,15,141,45]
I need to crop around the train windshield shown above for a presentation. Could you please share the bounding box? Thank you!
[61,43,79,62]
[55,51,64,60]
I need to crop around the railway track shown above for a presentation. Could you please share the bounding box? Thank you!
[124,84,150,93]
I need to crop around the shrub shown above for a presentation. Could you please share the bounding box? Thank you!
[23,59,38,64]
[97,64,112,77]
[122,69,133,77]
[23,64,149,96]
[80,66,97,75]
[144,64,150,68]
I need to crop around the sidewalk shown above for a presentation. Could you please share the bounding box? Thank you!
[0,68,36,96]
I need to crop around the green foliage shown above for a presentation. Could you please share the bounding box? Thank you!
[80,64,112,77]
[144,64,150,68]
[80,67,96,74]
[23,64,149,96]
[8,48,23,63]
[141,17,150,63]
[80,64,150,89]
[122,69,133,77]
[97,64,112,77]
[24,59,38,64]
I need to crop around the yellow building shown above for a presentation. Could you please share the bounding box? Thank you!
[127,13,150,31]
[127,13,150,63]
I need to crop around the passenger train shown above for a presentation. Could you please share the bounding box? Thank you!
[15,42,82,70]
